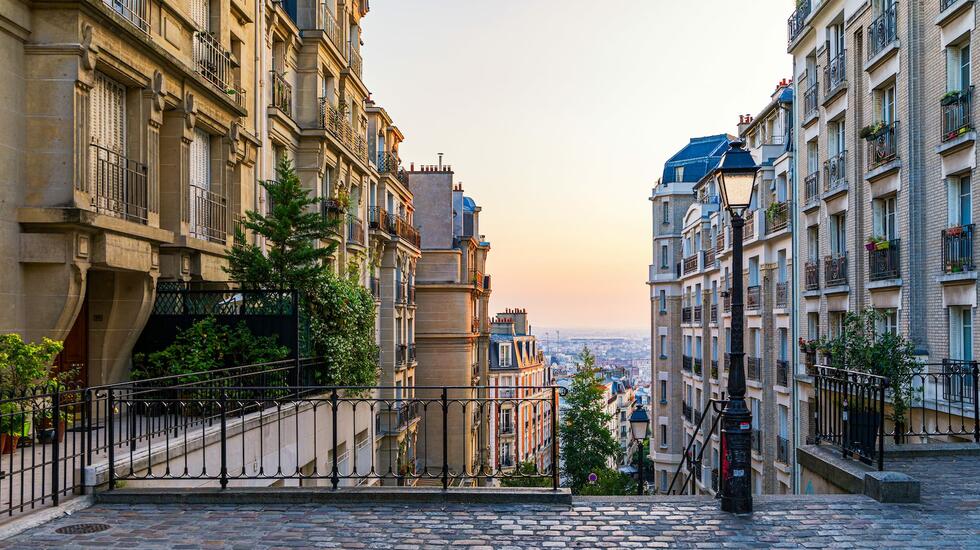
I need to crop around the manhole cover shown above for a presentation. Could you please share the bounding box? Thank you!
[55,523,111,535]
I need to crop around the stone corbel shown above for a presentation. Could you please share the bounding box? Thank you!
[181,92,198,141]
[78,23,100,88]
[226,121,243,164]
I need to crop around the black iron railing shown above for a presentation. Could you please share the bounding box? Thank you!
[942,86,973,142]
[752,429,762,453]
[369,206,394,233]
[777,360,790,387]
[376,152,401,175]
[89,143,149,224]
[804,171,821,206]
[824,150,847,192]
[693,305,702,324]
[813,366,888,469]
[766,201,791,233]
[803,78,819,120]
[868,121,899,168]
[682,307,692,323]
[805,260,820,290]
[746,285,761,310]
[787,0,811,45]
[693,358,703,377]
[745,212,756,241]
[347,216,364,246]
[710,304,718,323]
[825,253,848,286]
[747,357,762,382]
[321,4,344,50]
[682,355,693,373]
[941,0,959,11]
[943,224,975,273]
[189,185,227,244]
[710,360,719,380]
[868,238,900,281]
[395,216,421,248]
[775,281,789,308]
[683,254,698,275]
[867,2,899,60]
[346,41,363,79]
[193,31,235,94]
[270,71,292,116]
[777,435,790,464]
[667,399,727,495]
[682,401,693,423]
[825,49,847,96]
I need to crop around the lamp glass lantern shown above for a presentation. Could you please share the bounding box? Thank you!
[714,140,759,217]
[628,401,650,441]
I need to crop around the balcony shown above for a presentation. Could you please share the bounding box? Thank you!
[395,216,421,248]
[683,254,698,275]
[470,269,485,290]
[823,150,847,193]
[867,2,899,61]
[776,360,789,387]
[868,238,900,281]
[766,201,790,234]
[193,32,236,97]
[709,304,718,324]
[867,121,899,169]
[716,232,725,253]
[752,429,762,453]
[710,360,719,380]
[408,285,416,305]
[408,344,416,363]
[368,206,393,232]
[270,71,292,117]
[825,253,848,287]
[682,355,693,373]
[787,0,811,45]
[88,143,148,224]
[693,305,702,324]
[682,402,693,423]
[747,357,762,382]
[318,98,369,163]
[777,435,790,464]
[321,5,344,51]
[370,276,380,300]
[396,344,408,365]
[693,357,702,377]
[744,212,756,241]
[824,49,847,98]
[723,291,731,313]
[775,281,789,308]
[189,184,227,244]
[347,216,364,246]
[377,152,408,184]
[321,198,345,223]
[702,248,716,269]
[396,283,406,304]
[682,306,692,323]
[942,224,975,273]
[804,260,820,291]
[803,78,819,121]
[803,171,820,208]
[347,41,363,79]
[746,285,761,311]
[941,86,973,142]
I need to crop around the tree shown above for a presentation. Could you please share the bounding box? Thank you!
[576,468,635,496]
[306,273,379,387]
[500,460,552,488]
[560,346,622,492]
[225,156,338,294]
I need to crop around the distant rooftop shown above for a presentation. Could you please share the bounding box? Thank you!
[661,134,732,184]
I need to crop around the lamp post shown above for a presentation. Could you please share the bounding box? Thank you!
[712,139,759,515]
[628,400,650,496]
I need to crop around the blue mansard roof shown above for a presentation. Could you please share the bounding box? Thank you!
[661,134,732,184]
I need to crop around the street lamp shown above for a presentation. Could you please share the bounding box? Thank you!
[628,400,650,496]
[713,139,759,514]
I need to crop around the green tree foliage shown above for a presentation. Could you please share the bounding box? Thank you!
[306,273,379,387]
[0,334,64,392]
[132,318,288,381]
[816,308,920,430]
[225,156,338,294]
[560,346,622,493]
[576,468,635,496]
[500,460,552,488]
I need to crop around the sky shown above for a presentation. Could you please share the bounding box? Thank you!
[361,0,791,334]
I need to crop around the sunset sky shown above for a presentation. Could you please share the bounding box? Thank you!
[362,1,791,333]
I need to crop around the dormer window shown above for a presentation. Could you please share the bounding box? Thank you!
[499,343,512,367]
[675,166,685,182]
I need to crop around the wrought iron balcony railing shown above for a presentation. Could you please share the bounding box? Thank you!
[693,357,702,377]
[803,78,819,120]
[775,281,789,308]
[270,71,292,116]
[395,216,421,248]
[376,151,401,175]
[710,304,718,324]
[824,49,847,96]
[702,248,716,269]
[787,0,811,45]
[825,252,848,287]
[942,86,973,142]
[746,285,761,310]
[682,401,693,423]
[777,360,789,387]
[318,98,369,163]
[347,216,364,246]
[766,201,791,233]
[747,357,762,382]
[710,360,718,380]
[824,150,847,192]
[868,238,900,281]
[189,184,227,244]
[321,5,344,50]
[347,41,363,79]
[369,206,394,232]
[868,121,899,168]
[682,307,692,323]
[752,428,763,453]
[805,260,820,290]
[777,435,790,464]
[745,211,756,241]
[109,0,149,32]
[804,171,820,207]
[683,254,698,275]
[89,143,148,224]
[193,32,234,95]
[682,355,693,373]
[693,305,702,324]
[867,2,899,60]
[943,224,975,273]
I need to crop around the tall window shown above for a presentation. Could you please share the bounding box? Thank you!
[879,85,896,123]
[658,289,666,313]
[659,335,667,358]
[948,40,972,92]
[949,307,974,361]
[660,380,667,402]
[875,309,898,335]
[660,243,669,268]
[749,256,760,286]
[806,139,819,175]
[948,175,972,227]
[190,128,211,190]
[829,119,845,156]
[499,343,512,367]
[830,213,847,255]
[873,195,897,240]
[662,200,670,224]
[190,0,210,30]
[675,166,685,182]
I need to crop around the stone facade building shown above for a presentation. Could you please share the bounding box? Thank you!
[788,0,978,446]
[487,308,553,474]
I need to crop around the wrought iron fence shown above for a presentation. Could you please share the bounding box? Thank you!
[896,360,979,443]
[942,224,975,273]
[804,171,820,207]
[867,2,899,60]
[813,366,888,469]
[868,238,900,281]
[824,150,847,192]
[824,49,846,96]
[787,0,811,45]
[193,32,234,94]
[189,184,227,244]
[89,143,149,224]
[746,285,761,310]
[942,86,974,141]
[805,260,820,290]
[270,71,293,116]
[868,121,899,168]
[825,253,848,287]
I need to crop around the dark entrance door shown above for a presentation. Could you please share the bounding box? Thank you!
[54,297,88,387]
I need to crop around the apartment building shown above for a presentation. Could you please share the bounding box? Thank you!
[408,164,492,480]
[487,309,553,474]
[788,0,978,445]
[648,134,730,493]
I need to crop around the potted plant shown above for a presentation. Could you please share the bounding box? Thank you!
[35,408,68,445]
[765,202,783,222]
[941,90,962,106]
[0,402,30,454]
[859,121,886,141]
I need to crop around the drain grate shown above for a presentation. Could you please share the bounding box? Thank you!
[55,523,111,535]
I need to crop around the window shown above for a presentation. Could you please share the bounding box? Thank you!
[660,244,669,268]
[662,201,670,224]
[807,312,820,341]
[659,290,667,313]
[879,85,896,123]
[190,128,211,191]
[749,256,760,286]
[659,335,667,358]
[499,343,512,367]
[875,309,898,335]
[660,380,668,403]
[948,41,972,92]
[830,213,847,255]
[661,470,669,490]
[829,119,845,156]
[777,249,787,283]
[829,311,845,339]
[806,139,819,176]
[807,226,820,261]
[675,166,685,182]
[190,0,210,30]
[90,73,126,154]
[779,329,788,361]
[948,175,972,227]
[829,22,845,59]
[872,195,897,240]
[949,307,974,361]
[660,426,667,449]
[778,406,789,439]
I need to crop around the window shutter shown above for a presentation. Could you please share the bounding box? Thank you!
[191,0,210,31]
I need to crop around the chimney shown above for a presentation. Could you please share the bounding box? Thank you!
[737,113,754,135]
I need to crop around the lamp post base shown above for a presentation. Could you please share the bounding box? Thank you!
[720,405,753,514]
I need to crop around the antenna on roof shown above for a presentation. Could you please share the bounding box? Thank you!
[438,153,444,170]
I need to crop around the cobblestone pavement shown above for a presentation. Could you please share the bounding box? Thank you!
[4,454,980,549]
[3,492,979,549]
